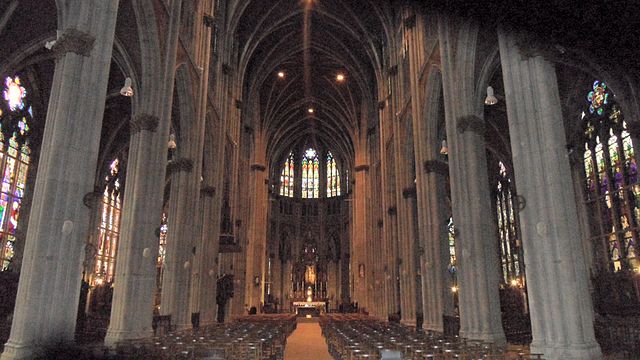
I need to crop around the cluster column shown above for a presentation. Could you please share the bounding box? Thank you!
[420,160,450,332]
[351,161,369,307]
[192,184,220,325]
[2,2,119,358]
[438,17,505,343]
[160,156,200,329]
[106,0,183,345]
[498,29,602,359]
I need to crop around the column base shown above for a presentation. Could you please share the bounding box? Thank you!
[423,323,444,333]
[400,319,417,327]
[531,341,602,360]
[1,341,36,360]
[104,328,154,347]
[459,329,506,345]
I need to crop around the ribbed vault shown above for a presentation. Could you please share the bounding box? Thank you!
[230,0,391,169]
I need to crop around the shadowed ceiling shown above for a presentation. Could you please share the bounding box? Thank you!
[232,0,392,168]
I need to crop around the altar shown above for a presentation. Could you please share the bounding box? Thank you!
[293,301,326,317]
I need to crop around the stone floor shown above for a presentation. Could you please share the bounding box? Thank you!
[284,318,333,360]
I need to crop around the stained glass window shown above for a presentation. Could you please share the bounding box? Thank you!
[302,148,319,199]
[157,212,168,290]
[93,159,122,285]
[447,217,456,268]
[582,80,639,272]
[447,216,459,300]
[495,161,524,286]
[280,152,295,197]
[326,151,341,197]
[0,76,32,270]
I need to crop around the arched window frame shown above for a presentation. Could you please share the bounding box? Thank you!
[302,148,319,199]
[326,151,341,197]
[0,75,33,270]
[279,152,295,197]
[582,80,639,272]
[495,161,525,286]
[94,158,122,284]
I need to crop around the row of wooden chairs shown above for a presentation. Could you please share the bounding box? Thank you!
[320,314,544,360]
[114,314,297,359]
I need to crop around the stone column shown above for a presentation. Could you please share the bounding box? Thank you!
[498,29,602,359]
[1,2,119,358]
[246,162,268,310]
[351,162,369,307]
[420,160,450,332]
[192,185,219,325]
[160,157,199,329]
[438,17,505,343]
[106,0,183,344]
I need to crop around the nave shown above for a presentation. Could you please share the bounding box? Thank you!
[2,1,640,360]
[64,314,545,359]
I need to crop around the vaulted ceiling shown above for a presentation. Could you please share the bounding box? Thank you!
[231,0,392,168]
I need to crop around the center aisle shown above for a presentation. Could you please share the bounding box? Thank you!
[284,318,334,360]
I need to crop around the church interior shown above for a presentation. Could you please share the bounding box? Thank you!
[0,0,639,359]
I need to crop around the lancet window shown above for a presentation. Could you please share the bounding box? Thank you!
[280,152,295,197]
[157,212,168,290]
[582,80,639,272]
[495,161,524,286]
[302,148,319,199]
[0,76,32,270]
[326,151,340,197]
[94,159,122,284]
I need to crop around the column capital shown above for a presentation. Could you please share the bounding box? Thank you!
[200,185,216,197]
[51,28,95,58]
[402,186,417,199]
[354,164,369,172]
[250,164,266,171]
[456,115,485,135]
[424,160,449,176]
[82,190,103,208]
[387,206,397,216]
[130,114,160,133]
[167,158,194,175]
[403,14,416,29]
[626,121,640,138]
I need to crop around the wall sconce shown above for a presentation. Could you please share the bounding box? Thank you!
[254,276,260,287]
[484,86,498,105]
[440,139,448,155]
[120,77,134,97]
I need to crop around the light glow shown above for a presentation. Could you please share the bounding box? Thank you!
[4,77,26,111]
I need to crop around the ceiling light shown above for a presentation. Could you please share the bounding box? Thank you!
[120,77,133,97]
[485,86,498,105]
[336,73,345,82]
[308,108,315,114]
[277,71,285,78]
[168,133,177,149]
[440,139,448,155]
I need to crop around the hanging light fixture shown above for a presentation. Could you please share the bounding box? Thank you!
[168,133,177,149]
[484,86,498,105]
[440,139,448,155]
[120,77,134,97]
